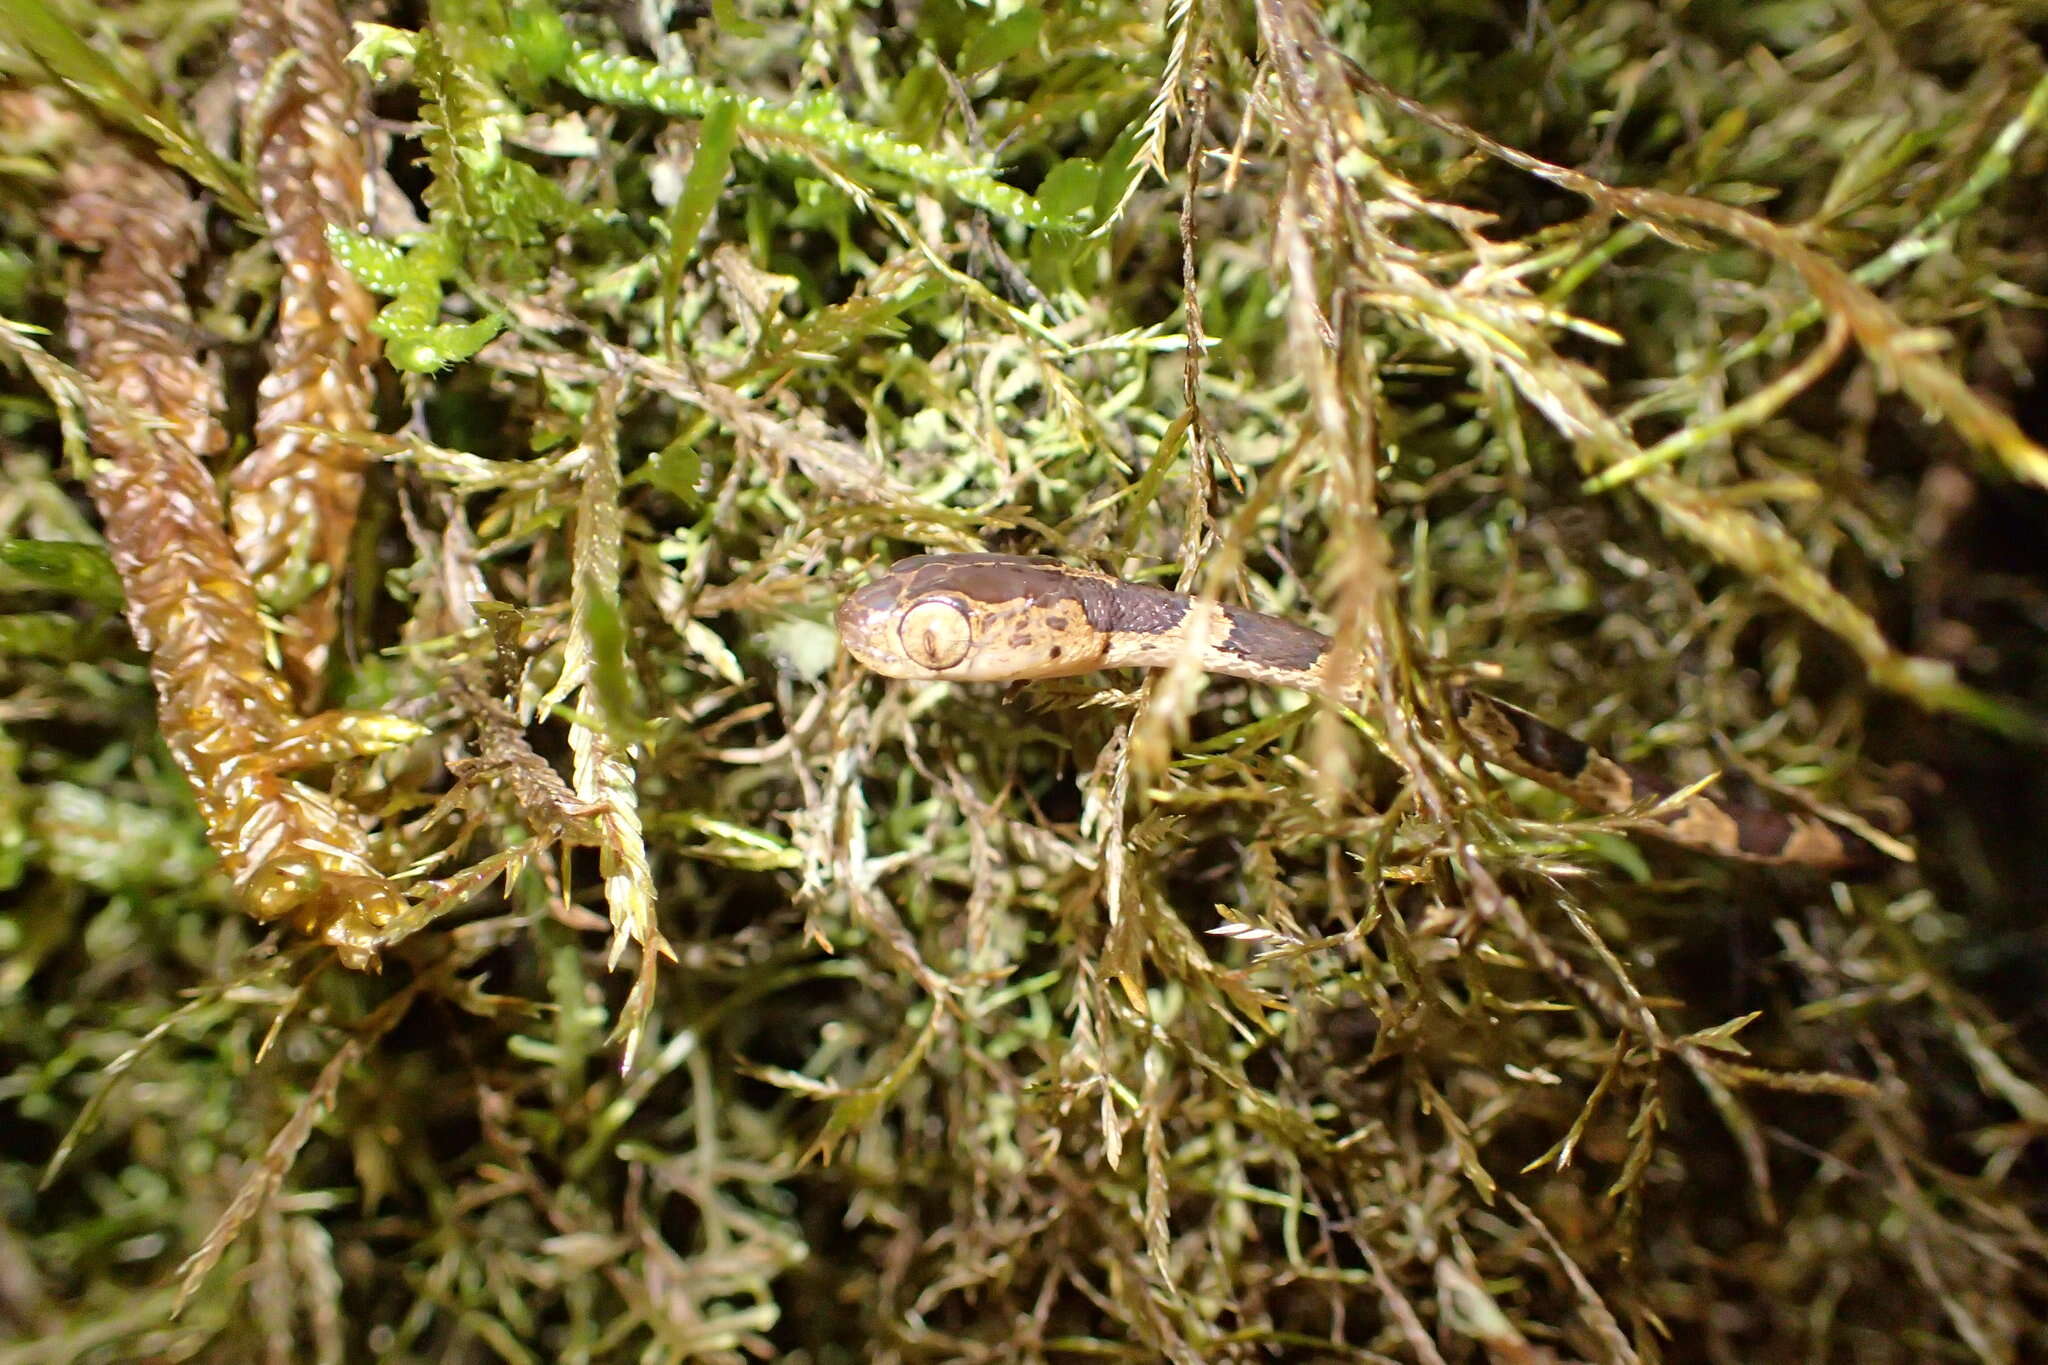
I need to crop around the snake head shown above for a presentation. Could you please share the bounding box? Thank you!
[835,570,977,680]
[836,554,1116,683]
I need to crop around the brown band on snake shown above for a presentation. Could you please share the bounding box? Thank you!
[1219,605,1330,675]
[837,553,1888,875]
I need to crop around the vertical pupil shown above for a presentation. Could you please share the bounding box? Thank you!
[903,600,968,667]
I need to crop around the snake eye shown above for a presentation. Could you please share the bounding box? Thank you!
[899,597,972,671]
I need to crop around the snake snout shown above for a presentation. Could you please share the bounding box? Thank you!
[835,575,911,672]
[836,578,899,632]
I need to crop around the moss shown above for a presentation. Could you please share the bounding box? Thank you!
[3,0,2047,1359]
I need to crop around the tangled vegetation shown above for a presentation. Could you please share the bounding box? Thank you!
[3,0,2048,1360]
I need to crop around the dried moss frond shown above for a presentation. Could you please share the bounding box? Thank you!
[225,0,382,700]
[548,378,671,1049]
[50,151,411,966]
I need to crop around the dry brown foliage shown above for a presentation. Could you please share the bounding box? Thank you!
[51,150,409,965]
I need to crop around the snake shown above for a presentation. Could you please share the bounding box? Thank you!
[836,553,1888,876]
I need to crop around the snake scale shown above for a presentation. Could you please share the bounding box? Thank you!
[836,553,1886,875]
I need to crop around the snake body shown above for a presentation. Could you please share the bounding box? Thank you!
[836,553,1885,875]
